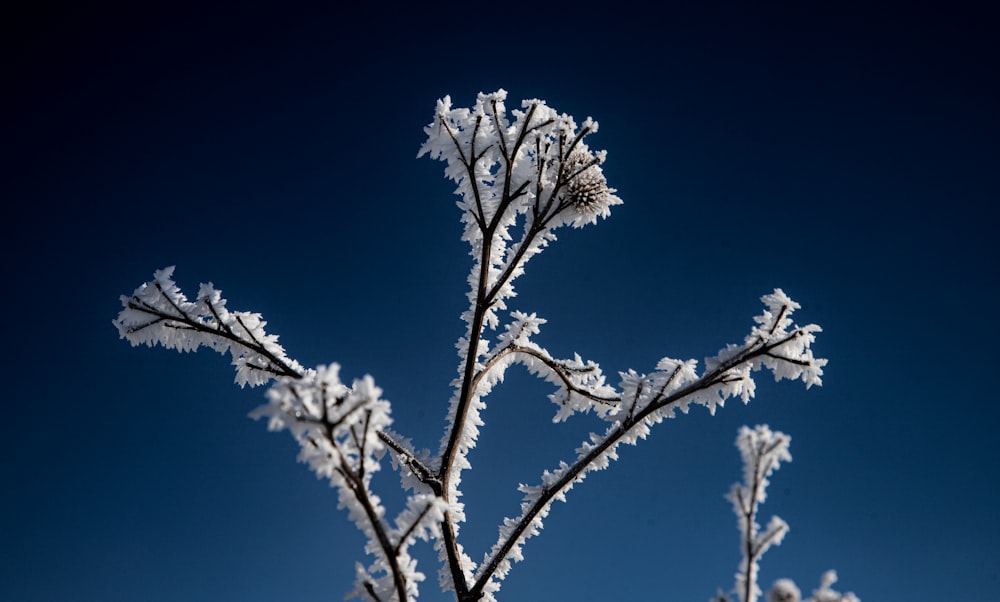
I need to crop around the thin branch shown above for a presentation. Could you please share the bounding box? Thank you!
[363,581,382,602]
[441,520,470,600]
[321,396,408,602]
[154,281,192,321]
[468,115,488,229]
[125,298,302,379]
[512,347,619,404]
[473,345,620,407]
[471,416,625,595]
[626,380,646,422]
[488,104,546,228]
[763,351,811,367]
[471,330,816,597]
[350,423,366,479]
[203,295,235,336]
[741,439,765,602]
[438,114,487,232]
[338,462,409,602]
[483,219,546,302]
[755,524,787,556]
[358,411,372,479]
[394,503,435,556]
[768,305,789,336]
[654,364,684,405]
[490,99,509,161]
[378,432,441,493]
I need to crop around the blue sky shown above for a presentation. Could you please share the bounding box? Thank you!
[4,3,998,601]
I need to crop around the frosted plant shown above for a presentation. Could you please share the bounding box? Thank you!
[802,571,860,602]
[762,571,858,602]
[713,426,859,602]
[115,90,832,601]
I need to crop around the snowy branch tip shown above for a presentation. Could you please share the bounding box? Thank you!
[113,266,304,387]
[419,89,622,239]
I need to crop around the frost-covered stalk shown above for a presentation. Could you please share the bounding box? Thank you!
[115,90,833,601]
[726,426,792,602]
[713,428,859,602]
[417,90,623,598]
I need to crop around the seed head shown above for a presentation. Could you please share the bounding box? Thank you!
[561,149,613,215]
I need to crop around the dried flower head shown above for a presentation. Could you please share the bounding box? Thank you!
[560,149,614,215]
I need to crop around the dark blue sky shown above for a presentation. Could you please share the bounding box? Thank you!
[4,3,998,601]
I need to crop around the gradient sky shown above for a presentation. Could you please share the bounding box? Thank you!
[4,3,998,601]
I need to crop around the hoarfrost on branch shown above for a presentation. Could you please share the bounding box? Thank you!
[114,90,853,602]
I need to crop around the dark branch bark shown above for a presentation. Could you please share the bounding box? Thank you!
[473,345,621,409]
